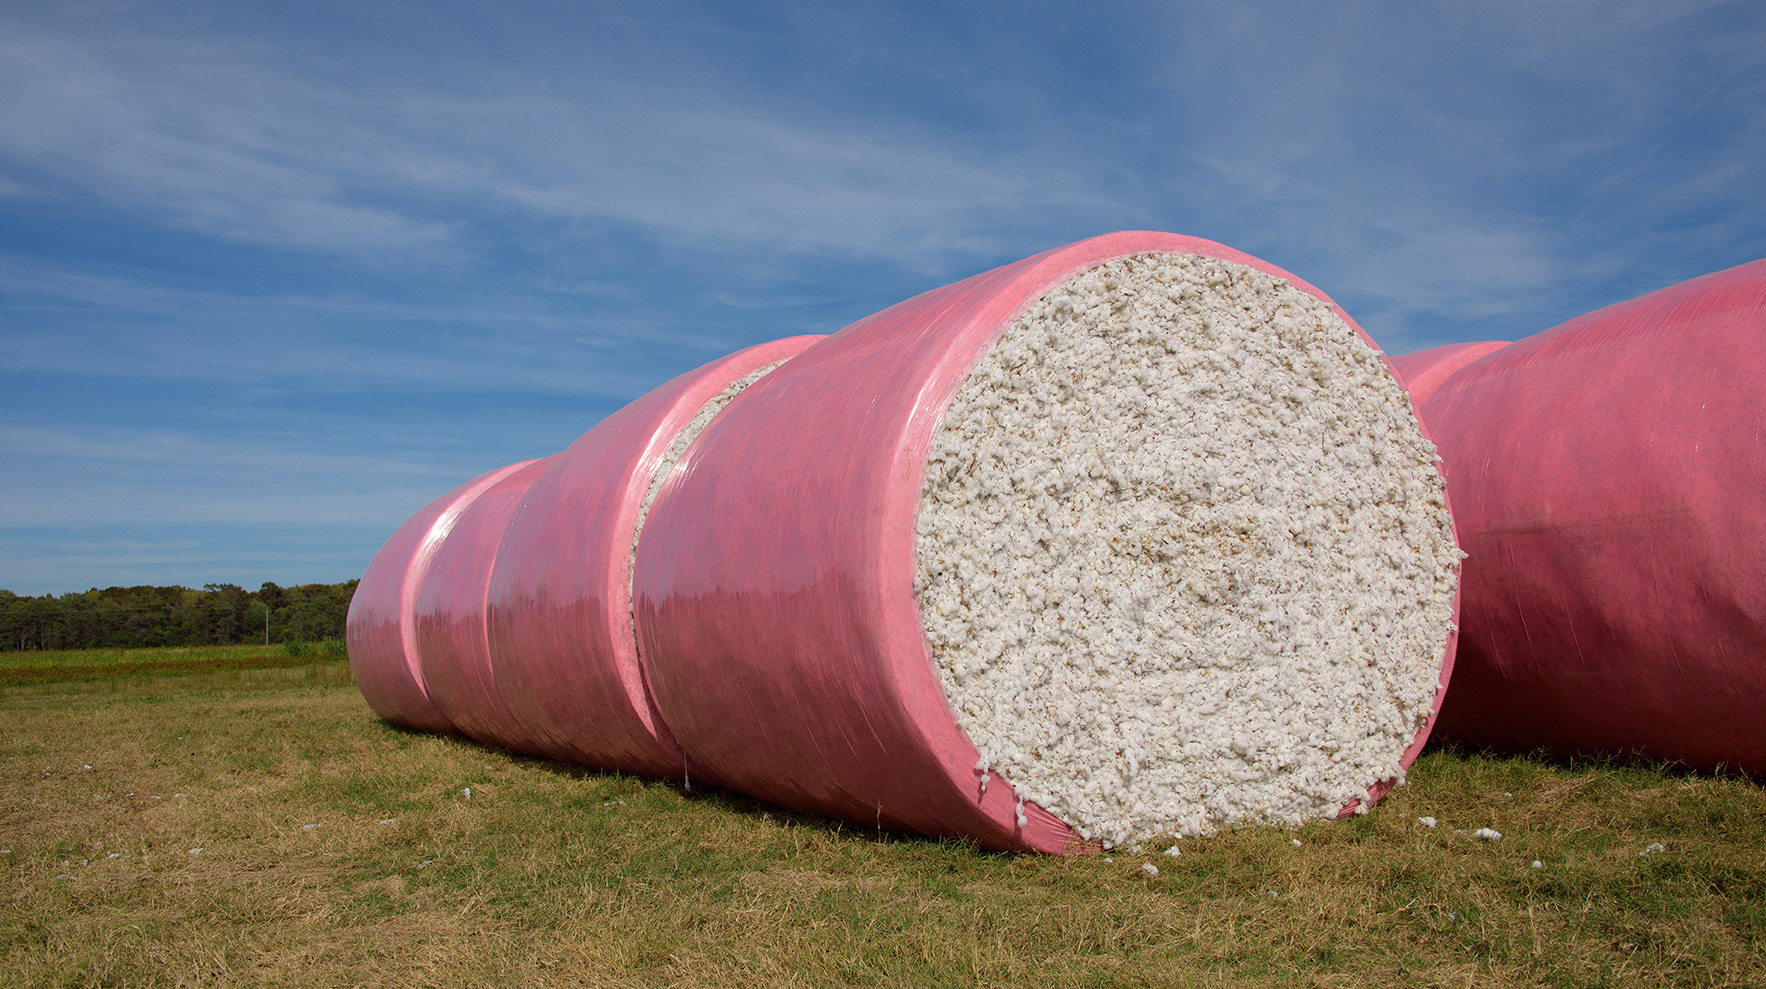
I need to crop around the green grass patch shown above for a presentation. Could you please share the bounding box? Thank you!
[1,665,1760,987]
[0,643,347,685]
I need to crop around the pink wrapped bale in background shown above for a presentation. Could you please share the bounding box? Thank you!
[1387,341,1510,406]
[347,460,539,736]
[484,335,824,777]
[1396,259,1766,774]
[414,456,554,754]
[347,337,823,768]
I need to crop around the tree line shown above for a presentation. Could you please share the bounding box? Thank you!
[0,581,359,652]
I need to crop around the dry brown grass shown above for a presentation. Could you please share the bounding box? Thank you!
[1,658,1761,987]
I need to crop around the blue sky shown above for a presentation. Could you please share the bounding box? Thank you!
[2,0,1762,595]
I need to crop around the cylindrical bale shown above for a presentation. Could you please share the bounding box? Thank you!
[414,456,554,753]
[634,231,1464,853]
[485,335,826,777]
[1414,259,1766,773]
[347,460,540,733]
[1387,341,1510,406]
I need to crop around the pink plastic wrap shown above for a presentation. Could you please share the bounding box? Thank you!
[633,231,1461,853]
[413,457,553,753]
[347,460,538,734]
[1386,341,1510,406]
[482,336,826,777]
[1401,259,1766,773]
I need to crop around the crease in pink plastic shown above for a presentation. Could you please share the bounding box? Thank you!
[632,231,1463,853]
[478,335,827,778]
[1387,340,1511,406]
[347,459,540,735]
[1393,259,1766,774]
[415,456,554,753]
[347,337,825,766]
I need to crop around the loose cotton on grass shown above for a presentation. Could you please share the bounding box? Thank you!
[919,253,1461,849]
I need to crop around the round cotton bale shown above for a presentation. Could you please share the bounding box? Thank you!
[1387,340,1511,406]
[634,231,1463,853]
[1412,259,1766,774]
[413,456,554,753]
[347,459,540,734]
[483,335,825,777]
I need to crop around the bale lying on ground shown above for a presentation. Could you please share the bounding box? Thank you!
[635,231,1463,852]
[1394,258,1766,775]
[348,337,823,777]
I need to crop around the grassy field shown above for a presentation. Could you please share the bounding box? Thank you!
[0,643,346,686]
[1,651,1761,987]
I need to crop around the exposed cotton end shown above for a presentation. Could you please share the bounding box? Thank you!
[917,252,1459,848]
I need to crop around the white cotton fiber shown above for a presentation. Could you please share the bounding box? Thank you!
[916,252,1460,848]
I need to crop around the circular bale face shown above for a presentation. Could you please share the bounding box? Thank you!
[916,253,1462,847]
[634,232,1463,853]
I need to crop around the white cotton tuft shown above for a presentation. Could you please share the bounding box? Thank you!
[1474,828,1502,841]
[1418,816,1438,828]
[1141,863,1159,876]
[917,253,1459,847]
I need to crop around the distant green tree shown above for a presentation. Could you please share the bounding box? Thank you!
[0,580,358,650]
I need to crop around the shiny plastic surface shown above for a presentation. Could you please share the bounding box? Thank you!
[483,335,827,777]
[414,456,553,753]
[1404,259,1766,773]
[346,460,539,734]
[633,231,1462,853]
[1387,340,1511,405]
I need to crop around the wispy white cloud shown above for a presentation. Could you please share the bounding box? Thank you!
[0,24,454,253]
[1143,0,1766,347]
[0,0,1761,595]
[0,11,1097,269]
[0,521,385,595]
[0,257,746,395]
[0,423,477,526]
